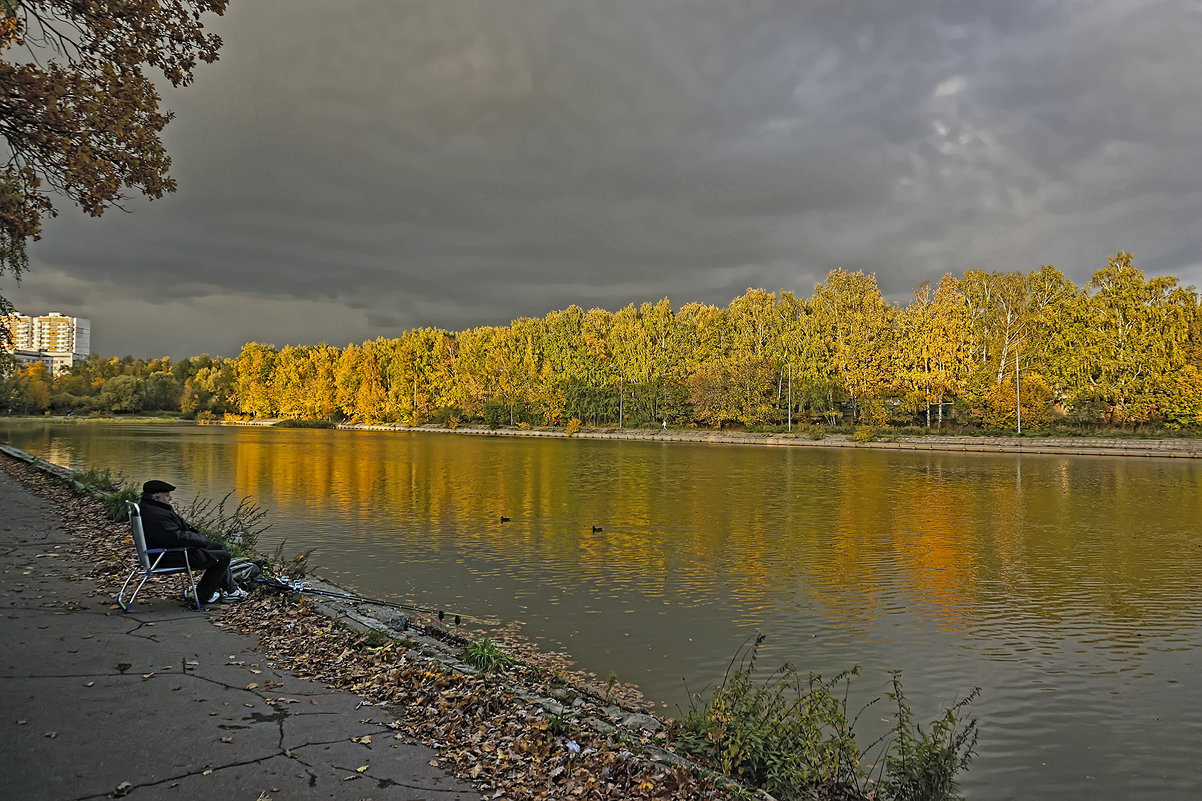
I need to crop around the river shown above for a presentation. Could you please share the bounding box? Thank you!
[2,420,1200,800]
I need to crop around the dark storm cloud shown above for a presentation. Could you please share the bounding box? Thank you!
[10,0,1201,358]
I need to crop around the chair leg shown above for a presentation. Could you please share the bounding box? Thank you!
[126,572,153,612]
[183,554,200,611]
[119,557,202,612]
[117,567,140,612]
[179,572,202,610]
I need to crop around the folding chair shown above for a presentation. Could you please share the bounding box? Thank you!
[117,501,201,611]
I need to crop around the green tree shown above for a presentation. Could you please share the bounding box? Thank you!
[99,373,143,412]
[958,270,1036,427]
[0,360,51,413]
[540,305,589,421]
[485,320,544,426]
[385,328,457,424]
[448,327,493,419]
[189,358,234,415]
[348,340,391,423]
[1022,265,1087,413]
[234,342,278,418]
[1,0,229,315]
[672,302,728,423]
[897,275,971,427]
[1080,251,1198,425]
[142,370,180,411]
[728,289,787,425]
[610,300,676,426]
[554,308,616,424]
[810,269,898,421]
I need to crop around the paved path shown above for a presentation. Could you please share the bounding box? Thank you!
[0,468,480,801]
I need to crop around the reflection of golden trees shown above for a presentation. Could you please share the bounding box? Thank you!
[7,421,1201,639]
[218,431,1202,636]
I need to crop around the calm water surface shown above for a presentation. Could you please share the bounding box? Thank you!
[3,421,1201,800]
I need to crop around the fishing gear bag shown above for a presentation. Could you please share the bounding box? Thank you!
[229,557,263,586]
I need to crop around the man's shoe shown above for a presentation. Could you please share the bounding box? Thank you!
[203,591,222,605]
[219,588,248,602]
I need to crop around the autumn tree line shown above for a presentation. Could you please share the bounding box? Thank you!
[3,253,1201,432]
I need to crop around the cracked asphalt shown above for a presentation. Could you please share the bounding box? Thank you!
[0,468,481,801]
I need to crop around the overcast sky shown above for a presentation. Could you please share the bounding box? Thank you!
[9,0,1202,359]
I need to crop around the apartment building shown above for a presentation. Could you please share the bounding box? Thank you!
[1,311,92,374]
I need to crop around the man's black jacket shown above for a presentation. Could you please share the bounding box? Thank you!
[139,497,220,552]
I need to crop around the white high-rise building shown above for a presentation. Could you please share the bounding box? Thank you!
[2,313,34,350]
[2,311,91,374]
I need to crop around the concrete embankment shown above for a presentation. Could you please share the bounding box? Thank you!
[33,416,1201,458]
[334,423,1202,459]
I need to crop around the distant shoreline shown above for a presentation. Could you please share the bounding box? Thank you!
[3,415,1199,458]
[335,422,1202,459]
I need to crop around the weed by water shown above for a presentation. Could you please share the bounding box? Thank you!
[604,671,619,704]
[353,628,395,649]
[463,637,516,673]
[676,635,980,801]
[268,539,316,579]
[876,672,979,801]
[72,466,140,521]
[74,466,125,494]
[179,490,271,555]
[545,709,572,738]
[678,636,864,797]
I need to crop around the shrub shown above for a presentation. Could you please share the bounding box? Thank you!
[678,640,980,801]
[565,417,582,436]
[433,406,465,426]
[73,467,140,521]
[880,672,979,801]
[854,425,878,443]
[976,374,1053,431]
[73,466,125,495]
[177,491,271,556]
[482,400,507,429]
[463,637,515,673]
[268,540,315,579]
[273,418,335,429]
[101,487,141,521]
[678,638,864,798]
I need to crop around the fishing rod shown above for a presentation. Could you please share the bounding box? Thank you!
[255,575,484,626]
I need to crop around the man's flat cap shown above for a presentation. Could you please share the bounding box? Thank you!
[142,479,176,494]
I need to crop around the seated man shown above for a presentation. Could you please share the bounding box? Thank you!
[139,479,248,605]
